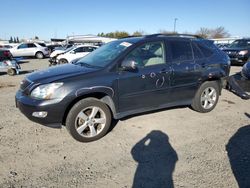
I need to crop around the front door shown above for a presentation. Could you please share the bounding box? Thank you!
[118,41,172,112]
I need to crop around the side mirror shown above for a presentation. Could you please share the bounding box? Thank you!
[121,59,137,71]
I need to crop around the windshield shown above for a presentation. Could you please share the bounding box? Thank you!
[75,40,133,68]
[229,40,250,48]
[64,46,75,53]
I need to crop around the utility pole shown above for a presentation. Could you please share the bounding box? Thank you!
[174,18,178,33]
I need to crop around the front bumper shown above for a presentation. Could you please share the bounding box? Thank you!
[229,55,248,65]
[15,90,66,128]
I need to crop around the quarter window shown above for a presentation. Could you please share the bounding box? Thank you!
[170,41,193,61]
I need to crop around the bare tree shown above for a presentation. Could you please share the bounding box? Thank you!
[210,27,230,38]
[196,27,211,38]
[196,27,230,39]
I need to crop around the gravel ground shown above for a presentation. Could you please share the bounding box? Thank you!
[0,59,249,188]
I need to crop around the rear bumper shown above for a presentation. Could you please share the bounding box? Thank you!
[15,90,66,128]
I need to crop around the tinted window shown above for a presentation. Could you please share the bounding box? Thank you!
[123,41,165,67]
[27,43,36,48]
[192,43,204,59]
[18,44,28,49]
[38,43,46,47]
[229,40,250,48]
[74,47,84,53]
[170,41,193,61]
[197,43,214,57]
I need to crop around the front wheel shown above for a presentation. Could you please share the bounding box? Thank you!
[66,98,112,142]
[191,81,220,113]
[58,58,68,64]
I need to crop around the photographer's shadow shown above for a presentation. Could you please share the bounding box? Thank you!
[226,114,250,188]
[131,130,178,188]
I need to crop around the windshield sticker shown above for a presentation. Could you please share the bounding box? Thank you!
[120,42,132,47]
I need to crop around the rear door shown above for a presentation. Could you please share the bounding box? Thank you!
[167,39,202,102]
[118,41,172,112]
[26,43,37,56]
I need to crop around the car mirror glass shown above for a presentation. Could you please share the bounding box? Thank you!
[121,59,137,71]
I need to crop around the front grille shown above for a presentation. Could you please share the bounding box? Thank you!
[20,79,32,91]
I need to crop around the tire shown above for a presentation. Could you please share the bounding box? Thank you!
[58,58,68,64]
[7,68,16,76]
[191,81,220,113]
[66,98,112,142]
[35,52,44,59]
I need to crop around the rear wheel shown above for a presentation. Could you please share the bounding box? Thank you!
[35,52,44,59]
[66,98,112,142]
[7,68,16,76]
[191,81,220,113]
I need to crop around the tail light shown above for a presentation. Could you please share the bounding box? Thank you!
[3,51,10,57]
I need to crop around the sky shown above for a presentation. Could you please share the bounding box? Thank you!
[1,0,249,40]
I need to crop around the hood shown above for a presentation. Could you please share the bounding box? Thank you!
[50,50,65,58]
[223,47,248,52]
[26,63,98,83]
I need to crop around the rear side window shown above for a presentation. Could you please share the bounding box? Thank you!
[170,41,193,61]
[192,43,204,59]
[27,43,36,48]
[196,42,214,57]
[38,43,46,47]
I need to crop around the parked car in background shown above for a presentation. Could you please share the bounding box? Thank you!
[223,39,250,65]
[9,42,49,59]
[16,34,230,142]
[0,49,21,75]
[56,45,98,64]
[242,61,250,79]
[46,44,63,54]
[49,44,75,65]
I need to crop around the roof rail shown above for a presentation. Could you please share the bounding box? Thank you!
[145,33,203,39]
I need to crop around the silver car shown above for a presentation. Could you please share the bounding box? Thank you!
[9,43,49,59]
[0,49,21,75]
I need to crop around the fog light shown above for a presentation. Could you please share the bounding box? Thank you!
[32,111,48,118]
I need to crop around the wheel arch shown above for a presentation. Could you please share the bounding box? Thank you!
[62,92,116,125]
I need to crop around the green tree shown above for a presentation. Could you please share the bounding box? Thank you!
[16,37,20,43]
[35,36,39,40]
[132,30,145,36]
[9,36,13,43]
[13,37,17,43]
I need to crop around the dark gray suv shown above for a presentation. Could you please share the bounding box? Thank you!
[16,34,230,142]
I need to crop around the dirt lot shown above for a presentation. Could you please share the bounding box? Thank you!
[0,59,249,188]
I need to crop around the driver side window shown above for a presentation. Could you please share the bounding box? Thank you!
[18,44,28,49]
[122,41,165,68]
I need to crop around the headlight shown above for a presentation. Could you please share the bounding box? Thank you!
[31,82,63,99]
[239,50,248,56]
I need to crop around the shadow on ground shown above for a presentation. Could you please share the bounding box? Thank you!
[131,130,178,188]
[226,113,250,188]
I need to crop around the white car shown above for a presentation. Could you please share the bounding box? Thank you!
[56,45,98,64]
[9,43,49,59]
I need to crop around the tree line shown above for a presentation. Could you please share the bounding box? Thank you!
[9,36,20,43]
[97,26,230,39]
